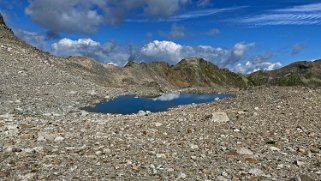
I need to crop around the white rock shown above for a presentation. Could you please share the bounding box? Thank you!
[156,153,166,158]
[269,146,281,152]
[95,151,102,155]
[137,110,147,116]
[211,112,229,123]
[177,172,187,179]
[277,164,284,170]
[20,173,36,181]
[221,171,229,177]
[0,113,14,121]
[294,160,305,166]
[236,147,254,155]
[38,133,57,141]
[69,91,77,95]
[54,136,65,142]
[155,122,163,127]
[37,136,46,142]
[88,90,97,95]
[190,144,199,149]
[81,110,89,116]
[249,168,263,176]
[5,124,19,137]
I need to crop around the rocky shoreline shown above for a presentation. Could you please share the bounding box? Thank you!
[1,86,320,181]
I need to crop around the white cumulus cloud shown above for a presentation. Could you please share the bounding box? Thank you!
[51,38,130,65]
[139,40,255,66]
[234,52,282,74]
[140,40,183,63]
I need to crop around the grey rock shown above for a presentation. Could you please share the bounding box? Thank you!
[236,147,254,155]
[211,112,229,123]
[249,168,263,176]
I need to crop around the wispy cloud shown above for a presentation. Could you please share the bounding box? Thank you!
[240,3,321,26]
[170,6,247,21]
[275,3,321,13]
[127,6,247,22]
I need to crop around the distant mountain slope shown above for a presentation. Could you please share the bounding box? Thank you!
[248,60,321,87]
[60,57,251,90]
[123,58,250,88]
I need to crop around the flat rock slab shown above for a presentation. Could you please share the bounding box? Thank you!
[211,112,230,123]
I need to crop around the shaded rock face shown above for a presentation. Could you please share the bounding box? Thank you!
[0,14,4,25]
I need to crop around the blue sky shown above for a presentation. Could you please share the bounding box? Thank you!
[1,0,321,73]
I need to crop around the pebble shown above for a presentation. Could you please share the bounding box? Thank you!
[236,147,254,155]
[269,146,281,152]
[54,136,65,142]
[177,172,187,179]
[297,147,306,154]
[249,168,263,176]
[190,144,199,149]
[277,164,284,170]
[156,153,166,158]
[294,160,305,167]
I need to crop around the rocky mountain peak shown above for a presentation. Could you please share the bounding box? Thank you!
[0,13,6,26]
[178,57,204,65]
[0,13,13,34]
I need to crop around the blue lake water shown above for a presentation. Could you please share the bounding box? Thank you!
[84,93,234,115]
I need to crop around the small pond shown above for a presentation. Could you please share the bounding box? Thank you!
[84,93,234,115]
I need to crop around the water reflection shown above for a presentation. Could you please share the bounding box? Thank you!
[84,93,234,115]
[152,93,180,101]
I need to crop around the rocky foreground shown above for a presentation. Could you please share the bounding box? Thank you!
[0,86,320,181]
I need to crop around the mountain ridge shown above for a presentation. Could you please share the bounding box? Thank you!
[248,59,321,87]
[1,13,321,89]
